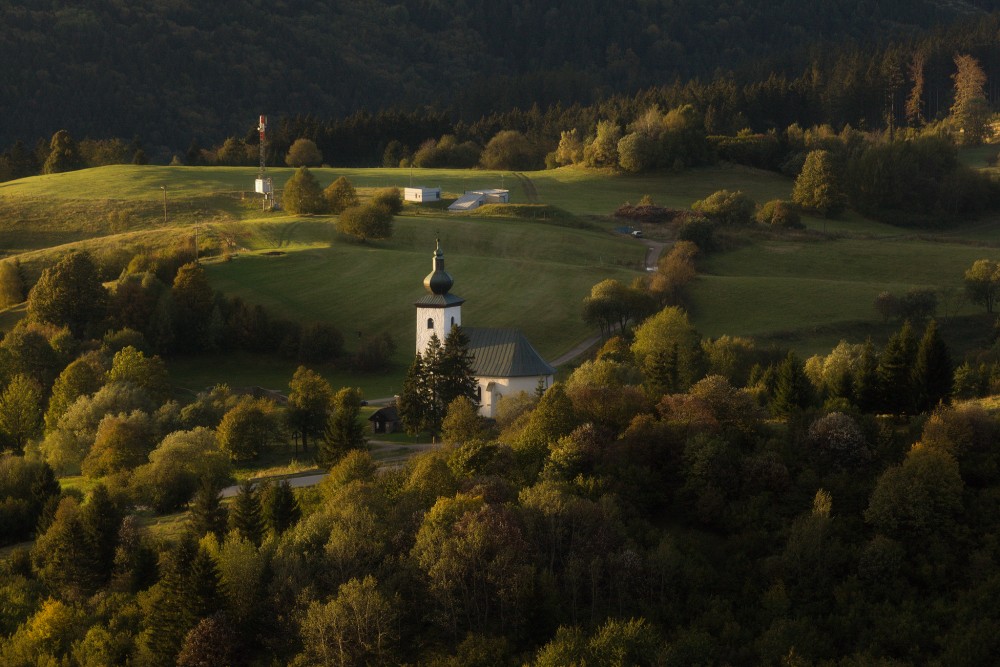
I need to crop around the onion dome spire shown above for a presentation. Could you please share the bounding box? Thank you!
[423,239,454,295]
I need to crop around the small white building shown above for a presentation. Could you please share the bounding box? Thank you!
[414,241,554,418]
[447,188,510,212]
[404,186,441,202]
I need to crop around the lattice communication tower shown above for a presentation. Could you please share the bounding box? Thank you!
[254,114,275,209]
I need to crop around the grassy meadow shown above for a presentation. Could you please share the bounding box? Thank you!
[1,160,999,389]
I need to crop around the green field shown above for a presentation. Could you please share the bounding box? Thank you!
[2,161,999,389]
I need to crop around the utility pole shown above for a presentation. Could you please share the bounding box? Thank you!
[160,186,167,223]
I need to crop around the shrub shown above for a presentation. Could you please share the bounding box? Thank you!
[324,176,359,214]
[337,204,393,241]
[371,187,403,214]
[755,199,803,228]
[677,217,716,252]
[692,189,756,226]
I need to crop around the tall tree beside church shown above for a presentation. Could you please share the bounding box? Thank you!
[950,54,990,146]
[399,329,478,436]
[437,326,479,413]
[399,351,432,436]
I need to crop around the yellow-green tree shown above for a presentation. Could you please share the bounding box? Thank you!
[950,54,990,146]
[792,149,847,216]
[282,166,327,214]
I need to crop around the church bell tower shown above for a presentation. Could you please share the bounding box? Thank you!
[415,240,464,354]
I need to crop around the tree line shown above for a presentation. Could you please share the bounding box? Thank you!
[0,0,994,152]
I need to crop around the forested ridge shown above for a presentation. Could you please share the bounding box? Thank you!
[3,0,1000,149]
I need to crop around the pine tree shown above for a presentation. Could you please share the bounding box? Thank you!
[188,546,222,619]
[771,352,814,417]
[643,345,679,399]
[80,483,122,584]
[877,321,918,414]
[437,326,479,413]
[188,476,228,539]
[852,338,880,413]
[913,320,952,413]
[399,328,478,436]
[31,497,100,600]
[139,535,199,667]
[398,351,431,435]
[318,387,367,468]
[261,479,301,535]
[229,480,265,547]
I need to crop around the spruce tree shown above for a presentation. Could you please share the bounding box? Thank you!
[852,337,880,413]
[643,344,679,399]
[229,480,265,547]
[771,352,815,417]
[139,534,199,667]
[188,546,223,620]
[188,476,228,539]
[877,321,918,414]
[80,483,122,584]
[261,479,301,535]
[913,320,953,413]
[438,326,479,413]
[318,387,367,468]
[398,351,430,435]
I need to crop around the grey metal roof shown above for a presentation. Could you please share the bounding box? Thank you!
[414,293,466,307]
[464,327,556,378]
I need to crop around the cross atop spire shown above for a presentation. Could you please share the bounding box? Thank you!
[423,239,454,295]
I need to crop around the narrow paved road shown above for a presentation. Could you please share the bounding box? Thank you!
[220,440,436,496]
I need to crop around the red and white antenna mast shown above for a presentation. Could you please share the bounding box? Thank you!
[254,114,274,209]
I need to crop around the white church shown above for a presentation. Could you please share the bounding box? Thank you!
[414,241,555,418]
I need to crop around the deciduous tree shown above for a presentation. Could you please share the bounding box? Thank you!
[216,397,280,461]
[27,252,107,337]
[336,203,393,241]
[792,149,847,216]
[964,259,1000,313]
[42,130,83,174]
[282,166,327,214]
[286,366,333,453]
[950,54,990,146]
[285,138,323,167]
[0,374,42,454]
[323,176,359,214]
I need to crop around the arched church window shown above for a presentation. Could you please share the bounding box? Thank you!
[427,318,434,329]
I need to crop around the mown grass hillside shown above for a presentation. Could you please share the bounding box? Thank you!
[2,162,1000,387]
